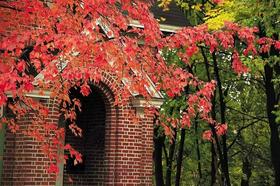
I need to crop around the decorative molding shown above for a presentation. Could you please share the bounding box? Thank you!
[0,105,3,118]
[131,97,164,108]
[6,90,51,99]
[129,20,181,33]
[132,97,164,118]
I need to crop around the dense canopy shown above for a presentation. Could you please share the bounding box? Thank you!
[0,0,279,185]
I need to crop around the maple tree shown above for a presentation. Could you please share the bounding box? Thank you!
[0,0,279,182]
[154,1,279,185]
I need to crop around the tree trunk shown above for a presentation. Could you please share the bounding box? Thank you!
[241,157,251,186]
[194,118,202,183]
[212,53,231,186]
[264,64,280,186]
[166,129,177,186]
[154,127,165,186]
[175,129,186,186]
[202,47,219,185]
[211,143,218,186]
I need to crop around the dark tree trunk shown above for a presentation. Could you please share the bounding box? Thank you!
[174,84,190,186]
[212,53,231,186]
[202,47,219,185]
[210,92,218,186]
[154,127,165,186]
[211,143,218,186]
[264,64,280,186]
[166,129,177,186]
[241,157,251,186]
[257,24,280,185]
[194,118,202,182]
[175,128,186,186]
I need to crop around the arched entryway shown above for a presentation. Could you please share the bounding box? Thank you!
[63,86,106,185]
[1,75,159,186]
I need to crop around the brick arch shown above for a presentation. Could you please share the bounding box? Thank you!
[62,76,120,185]
[89,80,119,185]
[1,72,154,186]
[59,72,146,185]
[88,74,155,185]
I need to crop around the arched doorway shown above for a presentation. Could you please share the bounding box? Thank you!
[63,87,106,185]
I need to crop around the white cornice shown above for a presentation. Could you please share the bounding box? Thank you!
[131,97,164,118]
[129,20,182,33]
[6,90,51,99]
[131,97,164,108]
[0,105,3,118]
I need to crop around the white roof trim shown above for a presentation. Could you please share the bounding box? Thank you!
[121,77,139,96]
[129,20,182,33]
[33,59,69,86]
[96,17,114,39]
[0,105,3,118]
[6,90,51,99]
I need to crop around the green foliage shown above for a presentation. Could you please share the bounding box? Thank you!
[155,43,276,185]
[158,0,218,26]
[273,105,280,124]
[154,1,279,185]
[161,48,185,68]
[205,0,280,35]
[204,0,235,30]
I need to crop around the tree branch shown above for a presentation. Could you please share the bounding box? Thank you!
[226,106,268,123]
[227,119,263,151]
[0,2,22,11]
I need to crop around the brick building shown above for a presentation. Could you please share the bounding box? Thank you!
[0,2,187,185]
[1,72,163,185]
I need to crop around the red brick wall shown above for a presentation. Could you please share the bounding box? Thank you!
[2,99,59,185]
[1,74,154,186]
[100,74,154,185]
[140,111,154,185]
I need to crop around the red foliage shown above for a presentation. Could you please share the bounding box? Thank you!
[181,112,191,128]
[232,51,248,74]
[202,130,212,141]
[0,0,279,176]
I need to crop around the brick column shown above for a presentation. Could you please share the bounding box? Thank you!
[2,99,60,185]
